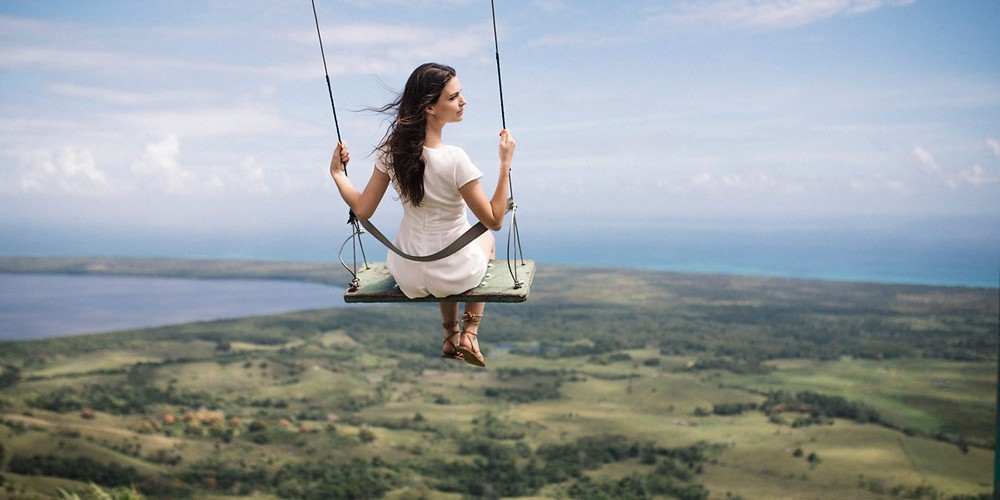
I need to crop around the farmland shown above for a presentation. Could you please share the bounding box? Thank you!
[0,258,996,498]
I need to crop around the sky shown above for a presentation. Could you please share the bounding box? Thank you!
[1,0,999,266]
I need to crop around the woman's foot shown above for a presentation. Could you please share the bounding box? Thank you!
[441,320,463,360]
[456,312,485,367]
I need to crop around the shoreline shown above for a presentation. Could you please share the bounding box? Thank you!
[0,254,996,290]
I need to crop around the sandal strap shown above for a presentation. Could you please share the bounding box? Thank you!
[461,312,483,325]
[443,321,461,343]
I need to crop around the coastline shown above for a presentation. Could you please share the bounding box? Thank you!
[0,254,996,290]
[2,254,996,342]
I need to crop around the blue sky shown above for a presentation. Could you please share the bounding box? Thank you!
[1,0,998,262]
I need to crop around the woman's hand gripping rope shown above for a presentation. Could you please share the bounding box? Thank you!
[330,141,351,177]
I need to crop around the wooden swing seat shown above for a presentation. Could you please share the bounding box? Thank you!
[344,259,535,303]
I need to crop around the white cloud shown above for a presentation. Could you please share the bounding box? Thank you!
[3,146,113,195]
[655,0,916,30]
[683,169,812,194]
[46,83,213,106]
[316,23,492,77]
[987,138,1000,159]
[129,135,277,196]
[0,45,125,72]
[131,135,199,195]
[953,164,999,187]
[913,146,941,173]
[231,156,271,196]
[913,145,1000,188]
[115,106,312,139]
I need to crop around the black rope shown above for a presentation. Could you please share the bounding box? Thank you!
[491,0,525,288]
[311,0,342,144]
[312,0,363,289]
[491,0,506,131]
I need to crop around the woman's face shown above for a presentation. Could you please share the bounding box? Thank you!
[428,76,466,123]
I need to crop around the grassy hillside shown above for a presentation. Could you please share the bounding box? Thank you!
[0,258,996,499]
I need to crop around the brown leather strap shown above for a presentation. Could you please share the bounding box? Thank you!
[356,217,489,263]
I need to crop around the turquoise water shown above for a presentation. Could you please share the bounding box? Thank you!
[4,215,996,287]
[521,219,1000,288]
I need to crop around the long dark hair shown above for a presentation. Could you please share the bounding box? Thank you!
[375,62,456,206]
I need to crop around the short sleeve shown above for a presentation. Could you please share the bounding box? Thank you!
[374,151,391,178]
[453,147,483,189]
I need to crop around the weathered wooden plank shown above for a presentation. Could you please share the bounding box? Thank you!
[343,260,535,303]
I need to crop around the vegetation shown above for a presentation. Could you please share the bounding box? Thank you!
[0,257,995,499]
[59,482,145,500]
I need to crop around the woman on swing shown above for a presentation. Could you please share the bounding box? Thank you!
[329,62,516,368]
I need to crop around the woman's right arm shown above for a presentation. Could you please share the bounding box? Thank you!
[329,142,390,220]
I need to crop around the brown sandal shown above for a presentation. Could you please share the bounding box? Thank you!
[455,312,485,367]
[441,321,463,360]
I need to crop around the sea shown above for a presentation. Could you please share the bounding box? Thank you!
[1,214,998,341]
[0,274,342,341]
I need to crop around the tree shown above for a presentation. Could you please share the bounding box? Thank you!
[359,428,376,443]
[0,365,20,389]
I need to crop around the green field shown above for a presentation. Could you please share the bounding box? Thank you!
[0,258,996,499]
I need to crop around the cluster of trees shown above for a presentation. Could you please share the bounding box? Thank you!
[422,434,716,499]
[7,454,397,499]
[28,381,217,416]
[567,469,709,500]
[6,455,138,489]
[692,402,759,417]
[684,356,772,375]
[792,448,821,465]
[857,476,991,499]
[0,365,19,389]
[175,457,397,499]
[762,390,884,425]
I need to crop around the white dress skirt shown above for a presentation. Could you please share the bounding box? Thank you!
[376,145,490,299]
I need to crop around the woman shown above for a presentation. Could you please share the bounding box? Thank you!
[329,62,516,368]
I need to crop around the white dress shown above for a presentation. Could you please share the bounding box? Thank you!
[376,145,490,299]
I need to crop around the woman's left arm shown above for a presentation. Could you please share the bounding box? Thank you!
[460,129,514,231]
[329,142,390,220]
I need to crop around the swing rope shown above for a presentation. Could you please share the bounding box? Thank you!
[491,0,526,288]
[311,0,343,144]
[312,0,367,291]
[312,0,525,291]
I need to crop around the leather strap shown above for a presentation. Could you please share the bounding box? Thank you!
[356,217,489,262]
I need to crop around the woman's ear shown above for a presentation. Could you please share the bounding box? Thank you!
[426,105,436,116]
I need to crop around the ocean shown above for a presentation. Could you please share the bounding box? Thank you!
[497,213,998,289]
[1,214,997,341]
[0,274,341,341]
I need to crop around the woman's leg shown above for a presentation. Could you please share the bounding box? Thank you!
[476,231,496,262]
[440,302,461,358]
[466,230,495,341]
[458,233,494,366]
[457,302,485,366]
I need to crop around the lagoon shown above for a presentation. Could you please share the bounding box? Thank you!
[0,273,342,341]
